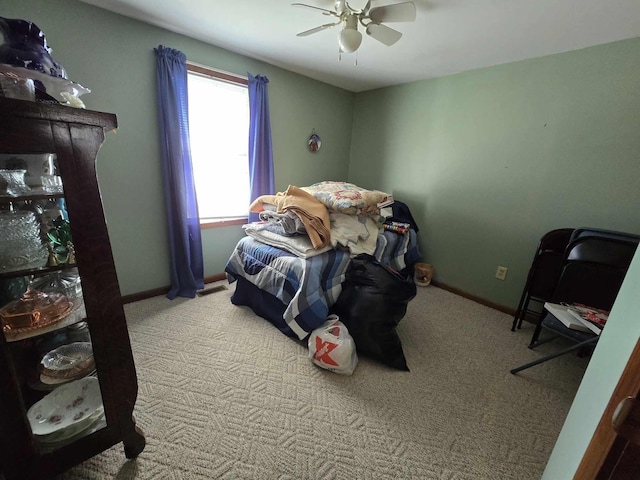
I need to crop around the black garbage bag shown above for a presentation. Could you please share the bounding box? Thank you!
[331,254,417,371]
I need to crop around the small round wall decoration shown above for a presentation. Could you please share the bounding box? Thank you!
[307,129,321,152]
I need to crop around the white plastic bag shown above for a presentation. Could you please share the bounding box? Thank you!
[308,315,358,375]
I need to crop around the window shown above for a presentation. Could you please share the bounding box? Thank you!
[187,64,249,226]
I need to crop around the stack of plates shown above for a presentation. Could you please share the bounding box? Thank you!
[27,377,105,450]
[39,342,95,385]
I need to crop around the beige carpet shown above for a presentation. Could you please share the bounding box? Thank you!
[58,283,588,480]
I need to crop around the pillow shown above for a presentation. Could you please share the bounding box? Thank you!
[301,181,390,216]
[331,254,416,370]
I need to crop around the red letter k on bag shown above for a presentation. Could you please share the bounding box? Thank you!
[313,337,339,366]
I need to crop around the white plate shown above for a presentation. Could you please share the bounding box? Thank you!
[37,407,104,444]
[36,412,107,454]
[41,342,93,372]
[27,377,102,436]
[0,64,90,101]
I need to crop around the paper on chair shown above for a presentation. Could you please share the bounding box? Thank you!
[543,302,594,334]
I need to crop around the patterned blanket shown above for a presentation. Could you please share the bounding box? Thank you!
[225,236,351,339]
[374,229,420,272]
[301,181,390,216]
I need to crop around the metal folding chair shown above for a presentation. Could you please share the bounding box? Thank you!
[512,232,639,374]
[511,228,573,331]
[511,313,598,374]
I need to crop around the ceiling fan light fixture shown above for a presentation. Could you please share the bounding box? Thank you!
[294,1,416,54]
[339,28,362,53]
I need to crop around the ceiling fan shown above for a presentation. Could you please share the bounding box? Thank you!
[292,1,417,54]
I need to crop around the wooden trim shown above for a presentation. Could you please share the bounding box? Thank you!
[120,273,227,304]
[186,63,248,86]
[574,338,640,479]
[203,273,228,284]
[121,286,169,304]
[122,276,515,323]
[430,280,516,316]
[200,217,247,229]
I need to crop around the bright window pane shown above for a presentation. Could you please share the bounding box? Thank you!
[187,72,249,219]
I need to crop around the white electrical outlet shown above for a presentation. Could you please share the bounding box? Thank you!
[495,266,508,280]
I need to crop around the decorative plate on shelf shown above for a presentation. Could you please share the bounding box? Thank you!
[39,369,96,386]
[36,407,104,444]
[36,410,107,454]
[27,377,102,436]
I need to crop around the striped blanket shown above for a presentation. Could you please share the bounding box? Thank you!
[225,236,351,339]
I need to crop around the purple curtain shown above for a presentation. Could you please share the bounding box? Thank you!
[247,74,275,222]
[154,45,204,299]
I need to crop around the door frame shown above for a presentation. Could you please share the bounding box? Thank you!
[574,338,640,478]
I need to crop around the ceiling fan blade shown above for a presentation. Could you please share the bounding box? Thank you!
[291,3,338,16]
[296,23,338,37]
[368,2,416,23]
[365,23,403,46]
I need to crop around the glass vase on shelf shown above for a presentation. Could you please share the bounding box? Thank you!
[0,169,31,196]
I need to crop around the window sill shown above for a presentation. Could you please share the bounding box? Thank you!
[200,217,248,229]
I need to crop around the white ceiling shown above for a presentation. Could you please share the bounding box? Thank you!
[81,0,640,92]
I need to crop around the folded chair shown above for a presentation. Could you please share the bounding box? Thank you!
[511,228,574,331]
[570,227,640,244]
[510,314,599,374]
[511,232,639,374]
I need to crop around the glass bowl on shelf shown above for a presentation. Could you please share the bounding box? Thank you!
[0,210,39,228]
[39,341,95,384]
[29,268,83,305]
[0,245,48,273]
[0,288,72,332]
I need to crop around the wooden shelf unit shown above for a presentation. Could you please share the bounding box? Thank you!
[0,97,145,480]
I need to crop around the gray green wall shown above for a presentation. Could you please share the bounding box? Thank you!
[4,1,640,310]
[5,1,640,475]
[349,38,640,308]
[4,0,355,295]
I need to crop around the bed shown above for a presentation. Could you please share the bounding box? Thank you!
[225,236,351,338]
[224,182,421,340]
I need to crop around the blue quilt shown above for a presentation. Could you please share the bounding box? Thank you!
[225,236,352,339]
[374,229,421,272]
